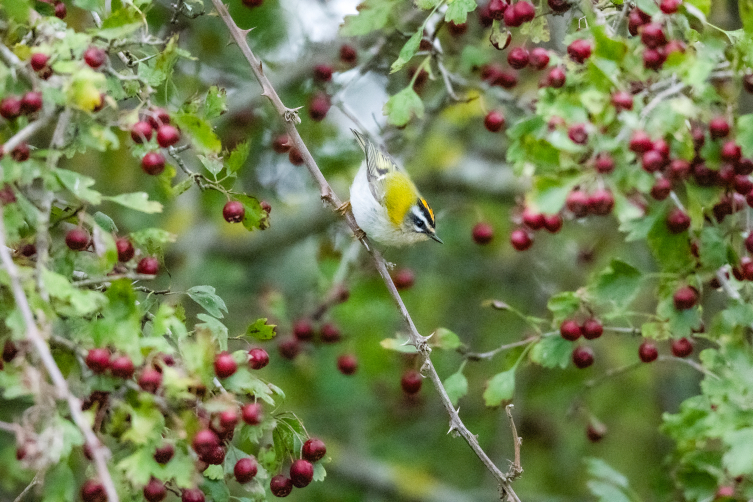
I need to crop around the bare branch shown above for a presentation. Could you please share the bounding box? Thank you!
[0,207,119,502]
[208,3,521,499]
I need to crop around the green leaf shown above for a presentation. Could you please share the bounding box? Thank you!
[43,269,108,316]
[529,336,572,369]
[445,0,477,24]
[104,192,163,213]
[589,259,642,310]
[245,318,277,340]
[384,86,424,127]
[530,175,579,214]
[723,428,753,476]
[56,169,102,204]
[432,327,463,350]
[197,314,229,351]
[67,68,106,111]
[187,285,228,319]
[96,7,143,39]
[340,0,396,36]
[203,86,227,120]
[416,0,441,8]
[198,154,223,177]
[391,30,423,74]
[646,208,694,273]
[737,115,753,158]
[235,194,270,231]
[688,0,711,16]
[174,112,222,155]
[592,25,627,61]
[43,463,76,502]
[130,227,177,256]
[93,211,117,232]
[2,0,31,24]
[547,291,581,323]
[483,368,515,407]
[443,371,468,407]
[226,141,250,174]
[519,14,549,43]
[699,226,729,270]
[635,0,659,14]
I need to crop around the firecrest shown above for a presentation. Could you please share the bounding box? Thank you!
[348,129,442,247]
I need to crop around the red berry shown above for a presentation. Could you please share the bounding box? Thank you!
[693,162,718,186]
[638,341,658,362]
[66,228,90,251]
[3,341,18,362]
[484,111,505,132]
[401,369,422,394]
[110,355,134,379]
[319,323,342,343]
[628,10,645,35]
[488,0,509,19]
[302,438,327,461]
[510,228,533,251]
[650,177,672,200]
[154,444,174,464]
[543,214,563,233]
[652,138,670,159]
[11,143,30,162]
[745,233,753,254]
[201,444,226,465]
[138,368,162,393]
[522,208,545,230]
[673,285,698,310]
[147,108,171,129]
[492,70,518,89]
[115,237,135,262]
[587,422,607,442]
[313,64,333,82]
[668,159,691,180]
[290,459,314,488]
[568,124,588,144]
[507,47,529,69]
[54,2,67,19]
[666,208,690,233]
[141,152,165,175]
[214,351,238,379]
[572,346,594,368]
[83,47,107,69]
[581,318,603,340]
[560,319,581,341]
[472,222,494,244]
[643,48,667,70]
[337,354,358,375]
[261,200,272,213]
[192,429,220,456]
[308,92,331,122]
[248,348,270,369]
[143,478,167,502]
[629,130,653,153]
[734,175,752,194]
[503,3,523,26]
[546,67,566,88]
[131,121,153,144]
[744,74,753,94]
[181,489,205,502]
[0,96,22,120]
[567,39,592,63]
[242,0,263,7]
[234,457,259,483]
[288,147,304,165]
[293,319,314,341]
[566,190,590,217]
[671,337,693,357]
[709,117,730,139]
[737,158,753,175]
[529,48,550,69]
[660,0,681,13]
[156,125,180,148]
[611,91,633,111]
[30,53,50,72]
[641,150,664,173]
[21,92,43,114]
[241,402,263,425]
[716,486,735,499]
[218,409,239,433]
[513,0,535,22]
[589,189,615,215]
[595,153,615,173]
[272,134,291,153]
[278,337,301,359]
[721,141,742,163]
[80,480,106,502]
[640,23,667,48]
[20,244,36,257]
[447,22,467,36]
[222,200,245,223]
[85,348,111,374]
[392,268,415,289]
[339,44,358,64]
[136,256,159,275]
[270,475,293,498]
[548,0,571,12]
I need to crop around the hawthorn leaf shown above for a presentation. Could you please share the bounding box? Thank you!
[236,194,269,231]
[483,367,516,407]
[432,327,463,350]
[384,86,424,127]
[187,285,228,319]
[93,211,117,232]
[197,314,229,351]
[391,29,423,74]
[340,0,396,36]
[105,192,163,213]
[722,428,753,476]
[96,7,143,39]
[56,169,101,204]
[547,291,581,322]
[204,85,227,120]
[589,259,642,310]
[443,371,468,406]
[174,112,222,154]
[198,154,223,177]
[529,336,571,369]
[445,0,477,24]
[246,318,277,340]
[226,141,250,174]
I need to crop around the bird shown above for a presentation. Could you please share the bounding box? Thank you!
[347,129,442,247]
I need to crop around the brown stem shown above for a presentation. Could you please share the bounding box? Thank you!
[209,3,521,500]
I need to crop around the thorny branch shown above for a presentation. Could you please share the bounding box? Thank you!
[0,207,120,502]
[209,2,522,500]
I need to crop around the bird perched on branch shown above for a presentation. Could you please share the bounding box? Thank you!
[347,129,442,247]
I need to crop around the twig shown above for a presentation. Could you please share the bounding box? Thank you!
[13,474,39,502]
[209,3,521,500]
[460,338,537,361]
[715,266,740,301]
[657,355,720,379]
[73,273,157,287]
[640,80,686,125]
[504,405,523,481]
[0,420,21,433]
[0,207,119,502]
[3,111,56,154]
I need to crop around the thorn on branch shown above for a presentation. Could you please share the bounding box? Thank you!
[284,107,302,124]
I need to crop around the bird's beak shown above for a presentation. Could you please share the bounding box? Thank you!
[429,233,444,244]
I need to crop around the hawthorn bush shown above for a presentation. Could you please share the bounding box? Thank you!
[1,0,753,500]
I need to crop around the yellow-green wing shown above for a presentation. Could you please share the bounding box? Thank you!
[352,129,400,202]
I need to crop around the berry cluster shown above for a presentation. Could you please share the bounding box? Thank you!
[130,108,180,176]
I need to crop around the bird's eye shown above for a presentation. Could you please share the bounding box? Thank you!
[416,220,425,228]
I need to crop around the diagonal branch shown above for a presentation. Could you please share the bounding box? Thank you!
[0,208,119,502]
[209,3,521,500]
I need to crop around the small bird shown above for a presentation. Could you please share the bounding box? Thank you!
[348,129,442,247]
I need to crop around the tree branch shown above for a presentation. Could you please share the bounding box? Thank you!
[0,207,119,502]
[209,3,521,500]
